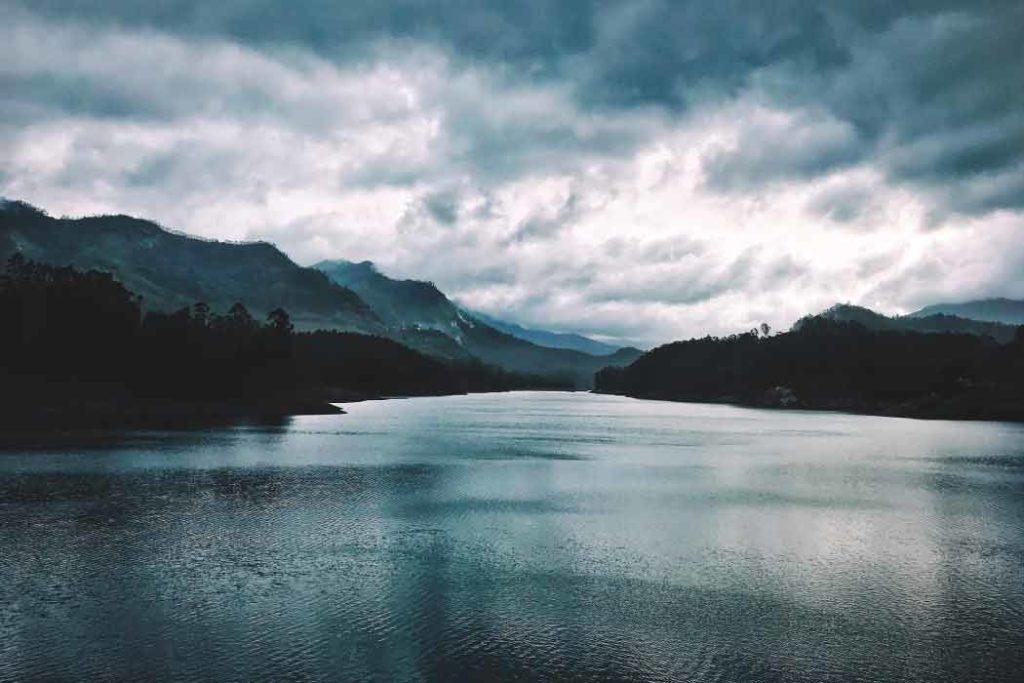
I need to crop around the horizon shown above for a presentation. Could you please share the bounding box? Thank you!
[2,1,1022,346]
[9,194,1016,351]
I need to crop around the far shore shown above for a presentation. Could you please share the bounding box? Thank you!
[593,389,1024,423]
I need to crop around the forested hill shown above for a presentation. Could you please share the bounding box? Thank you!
[595,316,1024,421]
[0,256,561,428]
[0,201,639,387]
[0,201,382,334]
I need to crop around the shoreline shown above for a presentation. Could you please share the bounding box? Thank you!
[592,389,1024,423]
[0,387,580,441]
[5,388,1022,446]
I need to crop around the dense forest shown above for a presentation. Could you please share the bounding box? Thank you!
[0,255,560,428]
[595,317,1024,421]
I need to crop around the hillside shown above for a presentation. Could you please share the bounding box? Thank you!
[0,256,568,427]
[910,298,1024,326]
[0,201,639,388]
[314,260,461,333]
[0,201,382,333]
[469,310,622,355]
[316,259,642,388]
[801,303,1019,343]
[596,316,1024,421]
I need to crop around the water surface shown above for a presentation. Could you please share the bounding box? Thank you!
[2,392,1023,681]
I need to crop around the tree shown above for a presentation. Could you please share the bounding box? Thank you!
[267,308,293,334]
[192,301,211,327]
[225,302,256,331]
[265,307,293,358]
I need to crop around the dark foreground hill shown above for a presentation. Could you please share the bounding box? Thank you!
[0,200,382,334]
[596,316,1024,421]
[316,259,642,388]
[0,257,557,429]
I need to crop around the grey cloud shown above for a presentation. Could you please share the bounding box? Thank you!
[934,165,1024,216]
[508,191,581,243]
[19,0,596,71]
[10,1,1024,213]
[800,4,1024,214]
[702,112,863,191]
[603,235,706,263]
[421,190,460,225]
[587,249,758,306]
[756,255,810,290]
[806,181,881,226]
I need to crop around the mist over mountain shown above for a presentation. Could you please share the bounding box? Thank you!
[0,200,382,334]
[910,299,1024,327]
[314,260,467,335]
[315,258,642,388]
[798,303,1020,344]
[469,311,623,356]
[317,258,627,355]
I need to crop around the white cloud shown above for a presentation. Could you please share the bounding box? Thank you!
[2,8,1023,347]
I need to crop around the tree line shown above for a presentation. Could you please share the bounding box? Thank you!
[596,315,1024,421]
[1,255,555,425]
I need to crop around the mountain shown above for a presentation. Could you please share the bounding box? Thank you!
[0,202,638,388]
[799,303,1019,343]
[910,298,1024,326]
[314,259,466,334]
[0,200,382,333]
[315,259,627,355]
[0,255,567,428]
[315,259,643,387]
[596,315,1024,421]
[469,311,622,355]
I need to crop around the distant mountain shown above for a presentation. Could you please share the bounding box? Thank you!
[910,298,1024,326]
[315,259,642,387]
[0,200,382,333]
[470,310,622,355]
[799,303,1019,343]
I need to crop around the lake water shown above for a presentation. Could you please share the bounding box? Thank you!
[1,392,1023,682]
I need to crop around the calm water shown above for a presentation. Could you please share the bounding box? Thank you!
[1,392,1023,682]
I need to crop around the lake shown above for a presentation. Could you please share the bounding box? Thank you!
[1,392,1023,681]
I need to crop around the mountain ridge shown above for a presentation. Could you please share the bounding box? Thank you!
[468,310,624,355]
[314,258,643,387]
[796,302,1020,343]
[0,201,640,387]
[910,298,1024,326]
[0,201,382,334]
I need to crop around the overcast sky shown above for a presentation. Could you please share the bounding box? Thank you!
[2,1,1022,346]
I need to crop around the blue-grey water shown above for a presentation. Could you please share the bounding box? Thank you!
[1,392,1023,682]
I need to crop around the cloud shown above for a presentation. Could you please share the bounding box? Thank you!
[701,106,863,191]
[806,178,883,227]
[2,1,1024,346]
